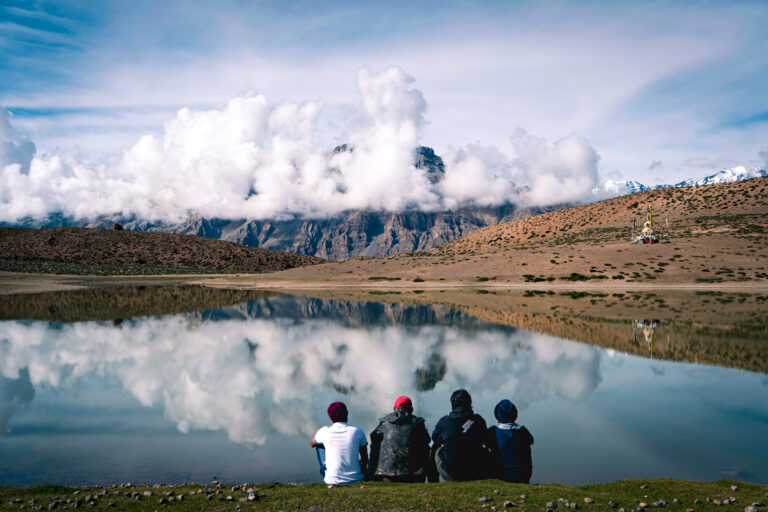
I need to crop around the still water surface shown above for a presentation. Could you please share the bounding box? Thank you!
[1,294,766,485]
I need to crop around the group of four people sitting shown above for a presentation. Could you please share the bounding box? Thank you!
[310,389,534,485]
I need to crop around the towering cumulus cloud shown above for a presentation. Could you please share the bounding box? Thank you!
[0,67,602,223]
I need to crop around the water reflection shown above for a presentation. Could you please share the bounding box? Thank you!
[632,319,670,358]
[0,298,601,445]
[1,295,766,485]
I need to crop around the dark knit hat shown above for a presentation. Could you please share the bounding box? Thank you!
[494,399,518,423]
[450,389,472,409]
[327,401,348,423]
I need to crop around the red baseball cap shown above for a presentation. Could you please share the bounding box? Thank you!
[394,396,413,409]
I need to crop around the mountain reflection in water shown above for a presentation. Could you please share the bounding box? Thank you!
[1,295,766,486]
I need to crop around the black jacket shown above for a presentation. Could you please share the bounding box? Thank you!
[369,409,431,482]
[429,406,489,482]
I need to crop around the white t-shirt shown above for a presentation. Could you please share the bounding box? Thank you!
[314,422,368,485]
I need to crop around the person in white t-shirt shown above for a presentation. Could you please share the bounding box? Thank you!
[310,401,368,485]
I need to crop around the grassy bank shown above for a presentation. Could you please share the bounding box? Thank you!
[2,479,766,512]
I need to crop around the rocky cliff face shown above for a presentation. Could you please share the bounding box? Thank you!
[87,204,539,260]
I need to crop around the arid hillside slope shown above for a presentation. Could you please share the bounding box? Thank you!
[0,227,323,274]
[257,176,768,285]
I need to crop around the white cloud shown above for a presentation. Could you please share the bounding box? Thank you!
[0,109,36,174]
[512,129,600,206]
[0,68,604,222]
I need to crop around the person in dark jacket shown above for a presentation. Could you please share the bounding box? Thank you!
[369,396,431,482]
[428,389,489,482]
[486,399,534,483]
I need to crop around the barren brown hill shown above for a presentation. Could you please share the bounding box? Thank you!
[0,227,323,274]
[255,176,768,285]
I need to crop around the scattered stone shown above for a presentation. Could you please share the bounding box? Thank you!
[231,486,240,492]
[226,495,234,501]
[732,486,739,492]
[143,491,152,497]
[617,508,625,512]
[724,499,731,505]
[360,485,367,489]
[207,495,214,501]
[47,502,57,511]
[639,503,648,508]
[652,501,666,508]
[504,501,517,508]
[641,486,648,490]
[547,508,554,512]
[248,493,257,502]
[239,498,248,503]
[495,490,500,495]
[479,497,493,503]
[708,499,715,503]
[158,498,167,505]
[521,495,527,499]
[753,502,765,507]
[673,500,682,505]
[695,500,702,505]
[609,501,618,509]
[745,508,759,512]
[107,503,115,507]
[547,502,557,508]
[714,500,722,505]
[570,504,578,509]
[177,495,184,501]
[686,509,694,512]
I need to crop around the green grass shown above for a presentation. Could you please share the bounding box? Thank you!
[1,479,764,512]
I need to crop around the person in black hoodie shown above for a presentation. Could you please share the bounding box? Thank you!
[428,389,490,482]
[368,396,431,482]
[486,399,534,483]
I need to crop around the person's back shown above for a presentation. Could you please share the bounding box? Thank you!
[430,389,489,482]
[311,402,368,485]
[369,396,431,482]
[487,399,533,483]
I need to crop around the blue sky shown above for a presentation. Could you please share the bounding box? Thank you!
[2,0,768,184]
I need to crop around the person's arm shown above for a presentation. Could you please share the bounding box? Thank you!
[311,427,326,448]
[368,425,382,477]
[359,445,369,479]
[427,419,443,483]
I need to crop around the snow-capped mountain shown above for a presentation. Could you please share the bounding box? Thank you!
[593,165,767,198]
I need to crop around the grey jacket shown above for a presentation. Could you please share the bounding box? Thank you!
[369,409,431,481]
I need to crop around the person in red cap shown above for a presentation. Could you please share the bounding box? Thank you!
[368,395,431,482]
[310,401,368,485]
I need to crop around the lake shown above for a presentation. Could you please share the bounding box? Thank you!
[1,287,766,486]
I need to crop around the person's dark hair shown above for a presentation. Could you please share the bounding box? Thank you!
[327,401,348,423]
[494,399,518,423]
[450,389,472,409]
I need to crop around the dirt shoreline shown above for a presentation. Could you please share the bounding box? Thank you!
[3,271,768,296]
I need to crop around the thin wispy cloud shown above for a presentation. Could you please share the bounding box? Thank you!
[1,0,767,219]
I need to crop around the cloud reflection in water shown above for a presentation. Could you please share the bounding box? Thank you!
[0,309,601,445]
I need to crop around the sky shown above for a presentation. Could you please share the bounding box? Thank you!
[1,0,767,221]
